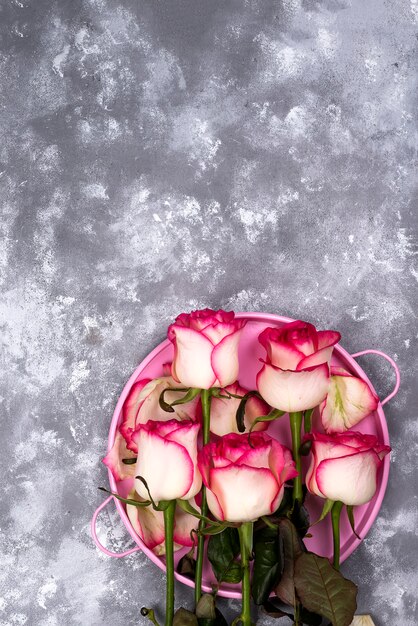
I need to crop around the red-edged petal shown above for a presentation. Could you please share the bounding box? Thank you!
[237,440,272,468]
[165,422,202,499]
[269,341,305,370]
[135,430,195,502]
[206,484,226,521]
[126,490,166,550]
[120,378,152,442]
[201,321,239,343]
[210,329,244,387]
[168,325,217,389]
[257,362,330,413]
[316,330,341,350]
[102,432,137,481]
[209,465,280,522]
[218,432,263,463]
[297,345,335,370]
[269,439,298,484]
[173,498,200,546]
[321,370,379,432]
[316,450,381,505]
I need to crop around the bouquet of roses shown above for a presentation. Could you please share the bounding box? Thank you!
[101,309,391,626]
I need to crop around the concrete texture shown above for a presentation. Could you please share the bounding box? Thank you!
[1,0,417,624]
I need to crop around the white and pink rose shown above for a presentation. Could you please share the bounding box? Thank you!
[168,309,247,389]
[256,321,341,413]
[198,432,297,523]
[133,419,202,503]
[305,431,391,506]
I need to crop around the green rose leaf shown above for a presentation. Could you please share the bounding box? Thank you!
[207,527,242,584]
[252,525,284,605]
[299,606,323,625]
[170,387,201,407]
[249,408,286,435]
[294,552,357,626]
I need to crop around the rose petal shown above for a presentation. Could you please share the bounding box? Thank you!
[173,498,200,546]
[316,330,341,350]
[120,378,152,442]
[258,327,305,369]
[209,465,280,522]
[206,488,225,521]
[126,489,166,550]
[210,329,244,387]
[210,383,270,436]
[269,439,299,484]
[168,325,217,389]
[257,362,330,413]
[165,422,202,499]
[320,370,379,433]
[134,430,195,502]
[297,345,335,370]
[137,377,200,426]
[102,432,137,482]
[316,451,381,505]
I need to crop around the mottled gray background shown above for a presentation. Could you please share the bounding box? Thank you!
[1,0,417,624]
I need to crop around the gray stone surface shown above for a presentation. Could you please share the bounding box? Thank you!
[1,0,417,624]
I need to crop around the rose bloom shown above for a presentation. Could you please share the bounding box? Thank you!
[168,309,247,389]
[103,372,200,481]
[120,373,200,453]
[126,491,200,556]
[305,431,391,506]
[133,419,202,503]
[198,433,297,523]
[257,320,341,413]
[320,366,379,433]
[209,382,271,436]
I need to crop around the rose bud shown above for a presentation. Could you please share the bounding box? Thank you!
[305,431,391,506]
[210,382,271,436]
[256,320,341,413]
[168,309,247,389]
[320,367,379,433]
[120,374,200,454]
[133,419,202,503]
[126,490,200,555]
[198,433,297,523]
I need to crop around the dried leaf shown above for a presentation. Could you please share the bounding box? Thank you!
[294,553,357,626]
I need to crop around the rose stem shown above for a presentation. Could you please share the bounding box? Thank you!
[194,388,212,607]
[331,501,344,570]
[238,521,254,626]
[163,500,176,626]
[289,411,303,505]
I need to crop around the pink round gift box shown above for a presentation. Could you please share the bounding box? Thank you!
[91,312,399,599]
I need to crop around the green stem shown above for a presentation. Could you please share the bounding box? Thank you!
[293,599,301,626]
[238,521,253,626]
[163,500,176,626]
[141,608,161,626]
[194,388,212,607]
[331,501,344,570]
[304,408,313,434]
[289,412,303,505]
